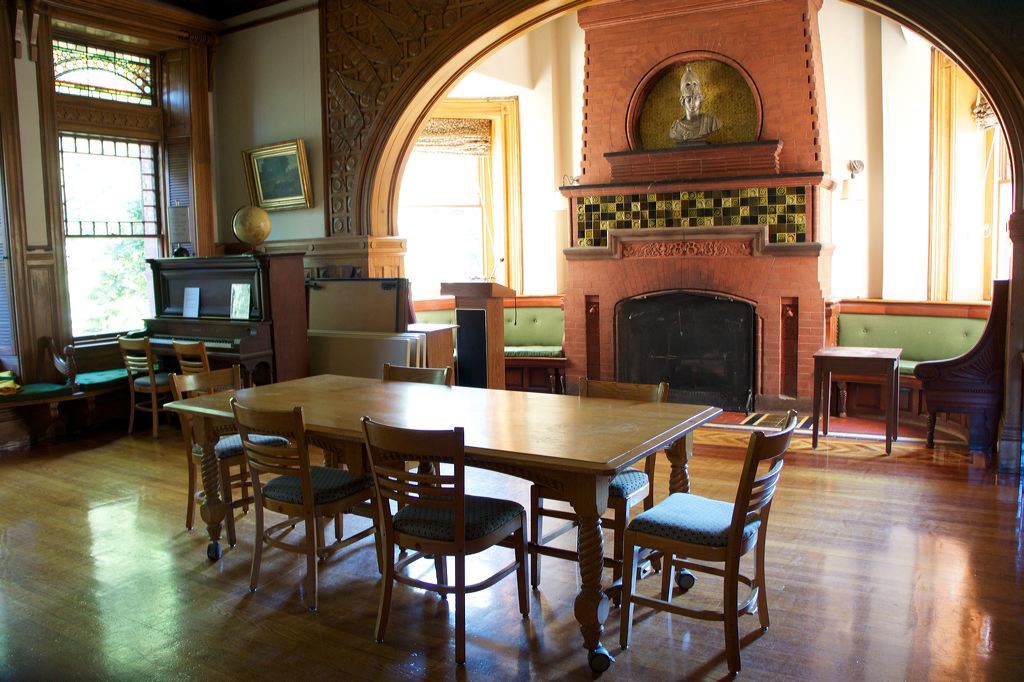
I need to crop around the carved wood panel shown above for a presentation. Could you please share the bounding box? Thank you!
[321,0,498,236]
[54,98,162,139]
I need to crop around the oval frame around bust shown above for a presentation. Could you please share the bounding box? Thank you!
[627,51,763,150]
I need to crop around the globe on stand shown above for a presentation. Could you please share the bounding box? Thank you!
[232,206,272,250]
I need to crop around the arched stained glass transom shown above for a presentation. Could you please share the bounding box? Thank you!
[52,40,153,105]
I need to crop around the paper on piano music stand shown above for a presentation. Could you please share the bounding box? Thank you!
[230,283,251,319]
[183,287,200,318]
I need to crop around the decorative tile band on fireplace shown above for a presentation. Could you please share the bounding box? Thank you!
[575,186,808,246]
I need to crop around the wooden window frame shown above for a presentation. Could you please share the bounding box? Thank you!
[424,98,524,293]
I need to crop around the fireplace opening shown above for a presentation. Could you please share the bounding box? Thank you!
[615,290,756,412]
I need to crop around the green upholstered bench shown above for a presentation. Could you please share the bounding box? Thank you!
[415,303,566,393]
[833,312,986,416]
[0,339,132,446]
[503,306,565,393]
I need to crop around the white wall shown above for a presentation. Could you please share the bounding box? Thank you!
[821,1,932,300]
[879,21,931,300]
[212,1,324,244]
[819,0,880,299]
[439,12,584,295]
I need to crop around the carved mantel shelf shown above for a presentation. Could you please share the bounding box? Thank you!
[604,139,783,183]
[563,226,827,260]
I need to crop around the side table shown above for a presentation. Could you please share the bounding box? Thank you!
[813,346,902,454]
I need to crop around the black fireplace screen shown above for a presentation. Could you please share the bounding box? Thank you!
[615,290,756,412]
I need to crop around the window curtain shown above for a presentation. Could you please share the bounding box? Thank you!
[415,118,492,155]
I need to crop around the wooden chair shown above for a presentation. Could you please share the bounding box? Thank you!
[361,416,529,665]
[172,339,210,375]
[231,399,378,612]
[619,410,799,675]
[381,363,453,386]
[171,366,269,546]
[529,377,668,588]
[118,336,173,437]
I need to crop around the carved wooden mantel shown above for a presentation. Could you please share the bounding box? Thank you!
[564,226,824,260]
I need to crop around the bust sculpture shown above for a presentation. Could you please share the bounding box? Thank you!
[669,65,721,144]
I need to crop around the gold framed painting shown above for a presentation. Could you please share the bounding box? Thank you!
[241,139,313,211]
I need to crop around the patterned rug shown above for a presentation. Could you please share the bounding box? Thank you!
[706,411,963,446]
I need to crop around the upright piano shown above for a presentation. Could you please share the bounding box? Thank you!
[140,254,308,384]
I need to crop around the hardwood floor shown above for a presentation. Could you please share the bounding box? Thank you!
[0,423,1021,680]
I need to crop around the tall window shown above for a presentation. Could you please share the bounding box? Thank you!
[59,135,160,337]
[398,99,522,300]
[928,51,1007,302]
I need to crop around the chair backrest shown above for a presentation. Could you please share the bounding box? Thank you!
[173,339,210,375]
[118,336,157,382]
[361,416,466,548]
[579,378,669,480]
[170,365,242,402]
[730,410,798,545]
[231,398,312,510]
[171,366,244,454]
[382,363,453,386]
[578,377,669,403]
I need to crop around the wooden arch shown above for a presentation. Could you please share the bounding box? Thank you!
[325,0,1024,470]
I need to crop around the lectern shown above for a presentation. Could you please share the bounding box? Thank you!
[440,281,515,389]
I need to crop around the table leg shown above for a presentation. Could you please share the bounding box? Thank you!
[665,432,694,494]
[565,475,613,672]
[195,417,227,561]
[884,365,894,454]
[892,364,900,442]
[812,358,822,449]
[822,369,832,436]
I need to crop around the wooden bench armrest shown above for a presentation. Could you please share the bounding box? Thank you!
[42,336,79,390]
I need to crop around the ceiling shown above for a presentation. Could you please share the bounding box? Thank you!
[158,0,292,21]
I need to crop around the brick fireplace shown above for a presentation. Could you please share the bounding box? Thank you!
[561,0,833,408]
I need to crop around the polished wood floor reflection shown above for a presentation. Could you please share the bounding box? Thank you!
[1,423,1021,680]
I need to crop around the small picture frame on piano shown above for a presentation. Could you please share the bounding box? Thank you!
[182,287,200,318]
[230,283,251,320]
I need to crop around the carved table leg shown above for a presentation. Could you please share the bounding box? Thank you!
[665,432,694,494]
[565,474,613,672]
[195,416,228,561]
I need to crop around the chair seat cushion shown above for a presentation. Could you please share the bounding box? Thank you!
[609,468,649,498]
[214,433,288,460]
[133,372,170,388]
[393,494,523,542]
[627,493,760,548]
[76,368,129,389]
[263,466,371,506]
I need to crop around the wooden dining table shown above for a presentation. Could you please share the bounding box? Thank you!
[166,374,720,672]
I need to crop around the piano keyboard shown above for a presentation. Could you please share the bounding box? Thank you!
[149,336,238,350]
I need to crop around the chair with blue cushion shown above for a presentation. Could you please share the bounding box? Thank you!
[170,366,277,546]
[361,416,529,665]
[118,336,172,437]
[232,399,378,612]
[529,377,669,589]
[618,410,798,675]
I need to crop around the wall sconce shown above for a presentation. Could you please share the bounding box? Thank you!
[839,160,865,200]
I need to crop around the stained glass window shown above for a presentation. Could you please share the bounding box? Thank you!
[52,40,153,105]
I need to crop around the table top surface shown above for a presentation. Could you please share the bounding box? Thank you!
[814,346,902,361]
[166,374,721,476]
